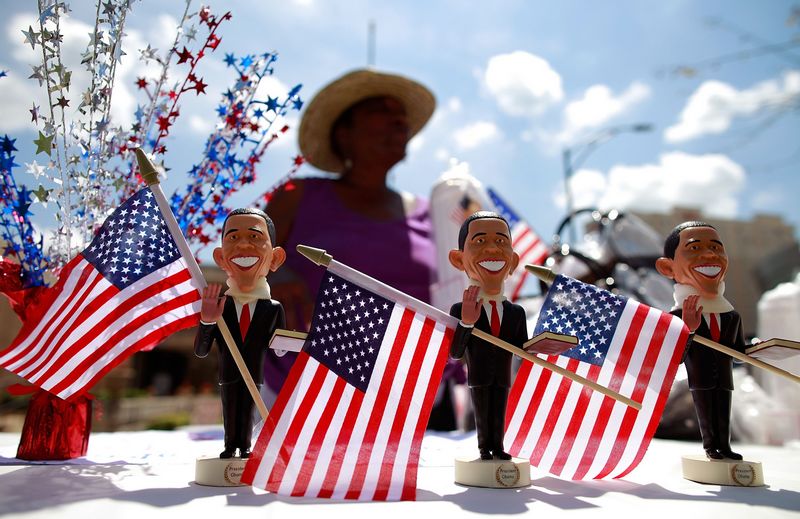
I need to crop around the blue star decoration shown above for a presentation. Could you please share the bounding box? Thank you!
[1,135,17,154]
[0,153,19,172]
[0,70,7,78]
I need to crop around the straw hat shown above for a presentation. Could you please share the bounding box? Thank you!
[298,68,436,173]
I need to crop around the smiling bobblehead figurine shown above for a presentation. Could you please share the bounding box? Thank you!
[655,221,747,461]
[195,208,286,459]
[448,211,530,461]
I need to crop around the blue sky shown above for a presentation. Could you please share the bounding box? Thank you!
[1,0,799,258]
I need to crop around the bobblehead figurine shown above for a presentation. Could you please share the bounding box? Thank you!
[195,208,286,460]
[656,221,764,485]
[448,211,570,487]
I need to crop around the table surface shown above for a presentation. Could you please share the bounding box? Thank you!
[1,429,799,518]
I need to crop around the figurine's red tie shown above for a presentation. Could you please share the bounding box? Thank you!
[709,313,720,342]
[490,300,501,336]
[240,303,251,340]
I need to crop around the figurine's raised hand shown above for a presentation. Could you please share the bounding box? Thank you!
[460,285,482,325]
[682,294,703,332]
[200,284,226,323]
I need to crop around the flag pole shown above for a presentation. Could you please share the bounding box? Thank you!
[693,336,800,385]
[298,244,641,410]
[136,149,269,421]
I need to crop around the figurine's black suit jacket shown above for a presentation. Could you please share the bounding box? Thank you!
[195,298,285,385]
[448,301,527,388]
[672,309,746,390]
[195,297,285,451]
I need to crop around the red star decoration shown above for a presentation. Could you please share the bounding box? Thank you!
[157,116,171,132]
[56,96,70,108]
[199,6,211,23]
[293,155,305,166]
[207,34,221,50]
[136,77,147,89]
[176,46,193,64]
[194,79,208,94]
[168,90,178,100]
[280,125,290,133]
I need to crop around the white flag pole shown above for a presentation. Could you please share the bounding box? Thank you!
[136,148,269,421]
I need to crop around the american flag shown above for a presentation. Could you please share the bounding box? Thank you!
[0,188,202,400]
[487,187,548,301]
[504,274,688,480]
[241,264,455,500]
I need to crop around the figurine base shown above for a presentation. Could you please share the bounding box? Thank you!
[681,455,765,487]
[194,456,248,487]
[454,456,531,488]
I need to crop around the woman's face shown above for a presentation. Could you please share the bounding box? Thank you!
[333,96,410,169]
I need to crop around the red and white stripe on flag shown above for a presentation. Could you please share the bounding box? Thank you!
[507,222,548,301]
[0,188,202,400]
[504,277,688,480]
[242,267,455,501]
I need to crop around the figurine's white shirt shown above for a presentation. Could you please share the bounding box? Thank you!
[671,282,734,313]
[225,277,271,305]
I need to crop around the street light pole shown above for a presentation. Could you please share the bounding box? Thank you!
[562,123,653,243]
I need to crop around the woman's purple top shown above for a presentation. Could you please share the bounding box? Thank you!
[263,177,437,393]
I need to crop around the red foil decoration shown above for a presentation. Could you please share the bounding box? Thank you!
[9,384,93,461]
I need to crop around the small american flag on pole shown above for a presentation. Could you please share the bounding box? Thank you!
[504,274,688,480]
[487,187,548,301]
[242,262,456,500]
[0,188,202,400]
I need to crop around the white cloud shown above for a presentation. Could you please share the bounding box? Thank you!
[453,121,500,150]
[558,151,746,218]
[447,97,463,113]
[665,70,800,143]
[188,115,214,134]
[434,147,451,161]
[0,72,37,131]
[484,51,563,117]
[557,81,651,144]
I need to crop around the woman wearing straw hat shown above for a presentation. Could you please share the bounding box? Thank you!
[262,68,445,403]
